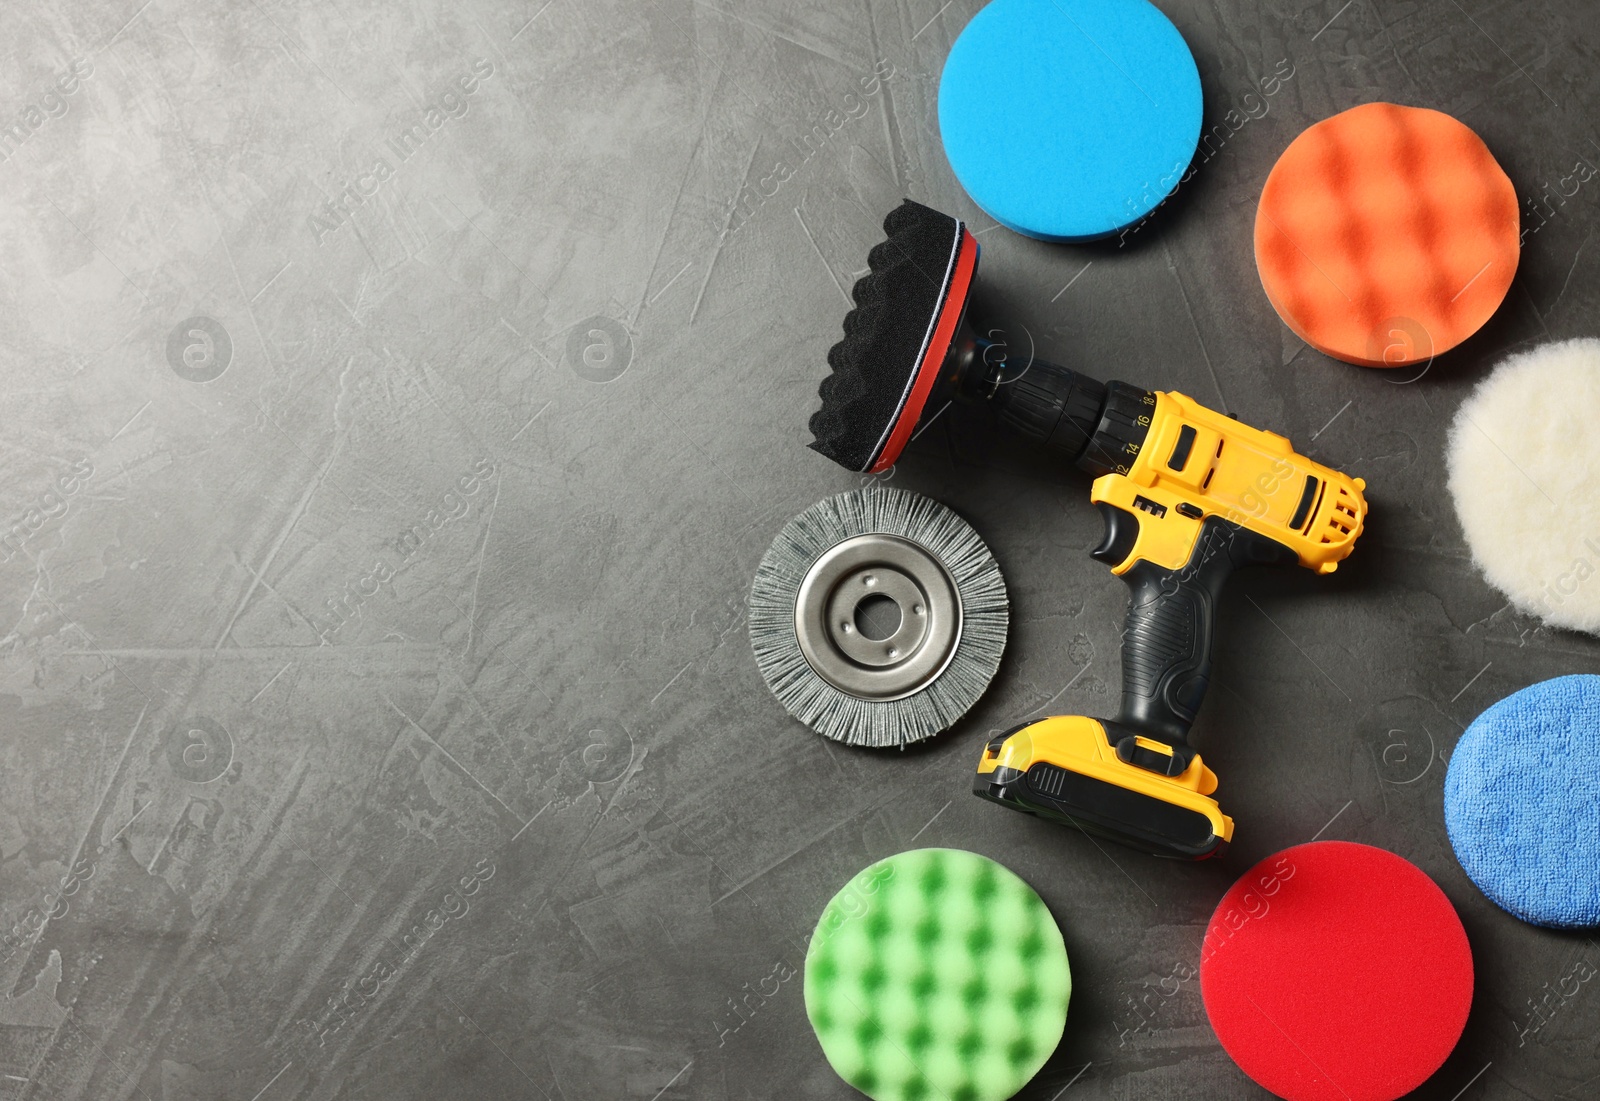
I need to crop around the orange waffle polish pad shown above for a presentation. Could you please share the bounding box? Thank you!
[1254,103,1519,368]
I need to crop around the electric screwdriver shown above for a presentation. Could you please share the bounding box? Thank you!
[966,350,1366,858]
[809,199,1369,860]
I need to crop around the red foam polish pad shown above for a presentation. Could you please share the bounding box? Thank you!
[1200,841,1473,1101]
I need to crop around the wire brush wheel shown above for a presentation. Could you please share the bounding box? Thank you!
[1447,338,1600,633]
[750,489,1007,747]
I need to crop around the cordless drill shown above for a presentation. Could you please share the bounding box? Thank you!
[809,200,1368,859]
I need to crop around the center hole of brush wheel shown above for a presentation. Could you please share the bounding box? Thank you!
[824,564,931,668]
[853,593,902,641]
[793,534,962,701]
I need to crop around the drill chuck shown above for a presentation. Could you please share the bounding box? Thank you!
[982,354,1106,463]
[1076,381,1156,479]
[973,344,1153,478]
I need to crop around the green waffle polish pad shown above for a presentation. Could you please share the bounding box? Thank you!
[804,848,1071,1101]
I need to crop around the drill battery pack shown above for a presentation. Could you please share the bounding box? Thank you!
[975,716,1233,860]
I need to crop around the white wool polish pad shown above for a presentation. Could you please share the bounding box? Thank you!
[1447,338,1600,632]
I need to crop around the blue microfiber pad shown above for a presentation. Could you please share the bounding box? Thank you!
[937,0,1203,242]
[1444,674,1600,928]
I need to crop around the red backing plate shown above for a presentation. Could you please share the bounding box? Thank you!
[867,227,978,473]
[1200,841,1473,1101]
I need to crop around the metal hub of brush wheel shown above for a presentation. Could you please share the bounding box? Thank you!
[793,534,963,701]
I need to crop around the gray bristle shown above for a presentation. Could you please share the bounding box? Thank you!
[748,487,1008,748]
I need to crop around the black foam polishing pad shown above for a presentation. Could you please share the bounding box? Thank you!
[810,200,978,473]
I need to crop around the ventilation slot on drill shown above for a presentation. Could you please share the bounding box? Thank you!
[1289,475,1320,531]
[1167,425,1197,471]
[1199,439,1224,491]
[1300,479,1328,534]
[1320,486,1360,543]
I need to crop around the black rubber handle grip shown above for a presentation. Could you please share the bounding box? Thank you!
[1097,509,1299,747]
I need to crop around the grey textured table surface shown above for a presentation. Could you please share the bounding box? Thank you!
[2,0,1599,1098]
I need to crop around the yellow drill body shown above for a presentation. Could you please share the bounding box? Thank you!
[976,389,1368,858]
[1091,390,1365,575]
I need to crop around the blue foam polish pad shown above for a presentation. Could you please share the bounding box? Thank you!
[937,0,1203,242]
[1444,674,1600,928]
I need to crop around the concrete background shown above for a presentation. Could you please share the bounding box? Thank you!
[0,0,1597,1098]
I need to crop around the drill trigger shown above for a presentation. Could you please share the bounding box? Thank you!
[1091,501,1140,567]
